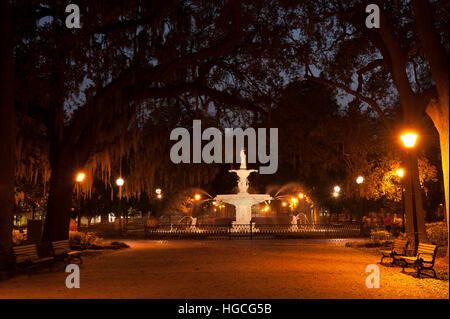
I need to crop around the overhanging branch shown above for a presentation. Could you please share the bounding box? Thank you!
[305,75,392,130]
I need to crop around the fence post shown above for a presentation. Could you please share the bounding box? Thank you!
[228,224,231,240]
[250,223,253,240]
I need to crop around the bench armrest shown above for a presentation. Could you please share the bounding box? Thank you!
[418,252,435,261]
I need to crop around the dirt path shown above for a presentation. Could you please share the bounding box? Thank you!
[0,239,448,299]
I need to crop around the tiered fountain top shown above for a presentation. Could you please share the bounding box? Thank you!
[215,149,272,205]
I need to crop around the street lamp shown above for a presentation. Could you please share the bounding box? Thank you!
[397,168,406,233]
[401,133,418,148]
[401,132,419,247]
[194,194,201,201]
[333,185,341,193]
[298,193,304,199]
[356,176,364,222]
[76,172,85,183]
[116,177,124,187]
[116,177,125,229]
[332,191,339,198]
[75,172,85,230]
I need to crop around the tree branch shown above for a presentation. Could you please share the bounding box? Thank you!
[305,75,392,130]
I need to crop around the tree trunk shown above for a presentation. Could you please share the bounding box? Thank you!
[0,0,15,269]
[402,150,427,248]
[426,102,449,255]
[42,161,74,242]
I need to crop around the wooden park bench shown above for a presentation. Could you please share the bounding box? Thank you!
[51,240,83,265]
[400,243,438,278]
[13,244,54,275]
[379,238,409,266]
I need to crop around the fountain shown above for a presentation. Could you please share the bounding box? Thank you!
[290,214,299,231]
[215,149,273,232]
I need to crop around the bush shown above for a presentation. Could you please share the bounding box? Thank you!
[426,222,448,246]
[12,230,26,245]
[69,231,104,249]
[370,229,392,241]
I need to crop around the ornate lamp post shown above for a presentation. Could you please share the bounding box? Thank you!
[401,132,419,247]
[75,172,85,231]
[116,177,125,230]
[356,176,364,222]
[396,169,406,233]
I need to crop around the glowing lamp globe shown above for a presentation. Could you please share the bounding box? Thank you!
[76,172,85,183]
[116,178,124,186]
[401,133,418,148]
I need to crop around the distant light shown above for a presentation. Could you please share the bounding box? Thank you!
[334,185,341,193]
[155,188,162,194]
[194,194,201,201]
[396,169,404,178]
[116,177,124,186]
[264,206,270,212]
[333,192,339,198]
[401,133,418,148]
[212,201,217,206]
[282,202,287,207]
[356,176,364,184]
[76,172,85,182]
[157,194,162,199]
[298,193,304,199]
[291,198,298,204]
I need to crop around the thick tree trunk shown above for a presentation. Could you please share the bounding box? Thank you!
[402,151,427,247]
[42,160,75,242]
[427,102,449,255]
[0,0,15,269]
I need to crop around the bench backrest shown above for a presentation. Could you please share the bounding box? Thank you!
[416,243,437,263]
[51,240,70,254]
[13,244,39,263]
[392,239,408,254]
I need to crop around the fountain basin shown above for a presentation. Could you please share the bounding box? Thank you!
[215,194,272,231]
[215,194,272,206]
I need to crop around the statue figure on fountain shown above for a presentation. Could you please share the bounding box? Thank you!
[290,214,299,231]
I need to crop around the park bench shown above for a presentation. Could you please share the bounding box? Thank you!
[51,240,83,265]
[13,244,54,274]
[379,238,409,266]
[400,243,438,278]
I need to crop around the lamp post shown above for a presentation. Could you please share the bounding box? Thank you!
[356,176,364,222]
[332,190,339,223]
[401,133,419,248]
[75,172,85,231]
[396,169,406,233]
[116,177,125,231]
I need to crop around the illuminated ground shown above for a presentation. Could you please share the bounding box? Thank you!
[0,239,448,299]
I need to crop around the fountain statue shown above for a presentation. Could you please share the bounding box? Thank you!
[290,214,299,231]
[215,148,272,232]
[189,217,198,232]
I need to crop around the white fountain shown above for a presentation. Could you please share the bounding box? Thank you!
[290,214,299,231]
[189,217,198,232]
[215,149,273,232]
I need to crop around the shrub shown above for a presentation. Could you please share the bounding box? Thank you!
[370,229,392,241]
[12,230,27,245]
[69,231,104,249]
[426,222,448,246]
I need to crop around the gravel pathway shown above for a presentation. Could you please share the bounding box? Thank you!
[0,239,448,299]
